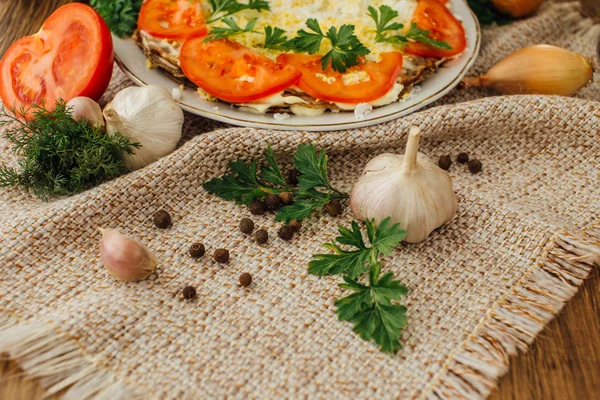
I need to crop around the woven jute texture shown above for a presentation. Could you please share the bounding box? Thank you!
[1,2,599,399]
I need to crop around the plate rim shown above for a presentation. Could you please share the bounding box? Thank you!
[114,0,481,131]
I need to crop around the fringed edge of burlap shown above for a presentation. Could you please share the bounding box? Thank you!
[422,224,600,400]
[0,318,141,399]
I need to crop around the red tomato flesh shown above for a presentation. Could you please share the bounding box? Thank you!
[405,0,467,58]
[138,0,208,40]
[277,53,403,104]
[180,38,302,103]
[0,3,113,112]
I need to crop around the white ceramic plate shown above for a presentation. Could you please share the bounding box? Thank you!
[113,0,480,131]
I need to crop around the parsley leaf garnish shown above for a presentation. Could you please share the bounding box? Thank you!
[367,5,451,50]
[308,218,406,278]
[285,19,370,73]
[263,26,289,50]
[336,262,408,353]
[204,17,258,41]
[203,144,348,222]
[466,0,514,25]
[207,0,270,24]
[90,0,142,37]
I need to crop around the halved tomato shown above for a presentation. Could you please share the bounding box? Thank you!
[180,38,302,103]
[138,0,207,40]
[0,3,113,112]
[404,0,466,58]
[277,53,403,104]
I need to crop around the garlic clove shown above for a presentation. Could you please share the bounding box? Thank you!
[461,45,593,96]
[66,97,105,128]
[103,85,184,171]
[350,126,457,243]
[98,228,157,282]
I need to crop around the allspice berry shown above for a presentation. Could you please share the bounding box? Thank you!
[456,152,470,164]
[253,229,268,245]
[278,225,294,241]
[239,272,252,287]
[289,219,302,232]
[182,286,197,300]
[264,194,282,211]
[438,155,452,171]
[278,191,294,205]
[324,200,342,217]
[239,218,255,234]
[214,249,230,263]
[189,243,205,258]
[288,169,301,185]
[248,200,266,215]
[468,159,483,174]
[153,210,171,229]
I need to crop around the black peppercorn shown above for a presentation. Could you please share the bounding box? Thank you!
[289,219,302,232]
[324,200,342,217]
[278,191,294,205]
[248,200,266,215]
[253,229,268,245]
[264,194,282,211]
[214,249,230,263]
[438,155,452,171]
[288,168,301,185]
[183,286,196,300]
[239,272,252,287]
[189,243,205,258]
[468,159,483,174]
[456,152,469,164]
[239,218,255,234]
[278,225,294,241]
[153,210,171,229]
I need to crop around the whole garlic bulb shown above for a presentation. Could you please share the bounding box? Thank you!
[350,126,457,243]
[66,97,104,128]
[99,228,157,282]
[103,85,184,170]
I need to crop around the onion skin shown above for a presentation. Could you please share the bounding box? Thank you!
[492,0,544,18]
[461,45,593,96]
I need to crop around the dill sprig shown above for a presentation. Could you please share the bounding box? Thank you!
[0,101,140,200]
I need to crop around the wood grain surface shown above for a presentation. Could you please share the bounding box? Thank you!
[0,1,599,399]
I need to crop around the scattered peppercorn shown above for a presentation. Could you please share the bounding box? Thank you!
[289,219,302,232]
[189,243,206,258]
[182,286,197,300]
[468,159,483,174]
[264,194,282,211]
[288,168,301,185]
[214,249,230,263]
[438,155,452,171]
[253,229,268,245]
[153,210,171,229]
[278,225,294,241]
[324,200,343,217]
[456,152,470,164]
[239,272,252,287]
[239,218,255,234]
[278,191,294,205]
[248,200,266,215]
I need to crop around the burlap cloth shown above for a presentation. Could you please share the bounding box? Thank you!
[1,2,599,399]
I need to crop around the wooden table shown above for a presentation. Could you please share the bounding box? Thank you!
[1,1,599,399]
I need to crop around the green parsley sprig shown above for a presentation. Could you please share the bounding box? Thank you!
[207,0,270,24]
[367,5,451,50]
[466,0,514,25]
[0,101,141,199]
[90,0,143,37]
[284,19,371,73]
[309,217,409,353]
[203,144,348,223]
[263,26,289,51]
[204,17,258,41]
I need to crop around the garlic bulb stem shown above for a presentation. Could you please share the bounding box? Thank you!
[402,126,421,172]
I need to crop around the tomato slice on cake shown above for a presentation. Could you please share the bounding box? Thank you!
[277,53,403,104]
[180,38,302,103]
[0,3,113,112]
[138,0,208,40]
[404,0,466,58]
